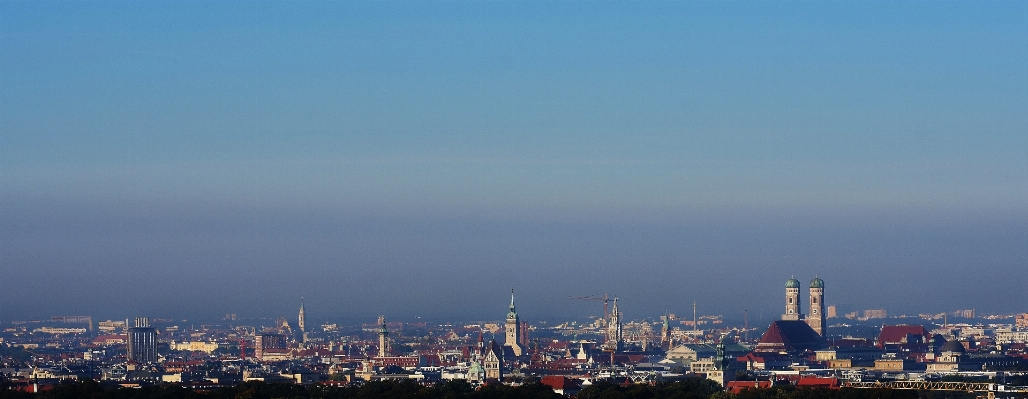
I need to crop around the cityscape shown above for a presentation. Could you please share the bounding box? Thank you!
[3,1,1026,398]
[2,278,1027,397]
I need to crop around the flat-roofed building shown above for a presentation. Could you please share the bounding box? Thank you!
[127,318,158,364]
[170,341,220,353]
[255,334,287,360]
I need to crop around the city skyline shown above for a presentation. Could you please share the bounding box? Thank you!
[2,1,1027,321]
[0,278,1012,327]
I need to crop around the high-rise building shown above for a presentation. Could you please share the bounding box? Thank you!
[127,317,157,364]
[827,305,838,319]
[255,333,287,360]
[505,289,525,356]
[782,277,803,320]
[806,277,826,337]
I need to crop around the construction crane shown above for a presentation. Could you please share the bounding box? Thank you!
[568,293,610,322]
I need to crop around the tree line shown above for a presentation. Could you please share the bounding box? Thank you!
[0,379,981,399]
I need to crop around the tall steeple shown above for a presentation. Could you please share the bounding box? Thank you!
[607,297,623,351]
[505,288,525,356]
[706,335,734,387]
[661,311,671,347]
[509,288,516,315]
[476,329,485,358]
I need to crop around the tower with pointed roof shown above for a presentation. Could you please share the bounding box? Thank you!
[505,289,525,356]
[706,335,734,387]
[806,277,826,337]
[782,277,803,321]
[476,329,485,360]
[607,298,623,351]
[661,312,672,348]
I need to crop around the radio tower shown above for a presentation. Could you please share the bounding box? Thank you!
[693,301,698,334]
[298,297,306,342]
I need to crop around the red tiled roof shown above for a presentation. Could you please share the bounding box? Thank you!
[877,325,929,346]
[726,380,771,394]
[540,376,580,390]
[757,321,823,352]
[797,377,840,389]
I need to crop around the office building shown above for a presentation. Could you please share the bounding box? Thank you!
[127,317,158,364]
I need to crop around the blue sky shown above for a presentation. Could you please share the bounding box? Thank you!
[1,1,1026,322]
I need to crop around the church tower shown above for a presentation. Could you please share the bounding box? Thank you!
[782,277,803,321]
[706,335,734,387]
[806,277,826,337]
[505,289,525,356]
[660,312,672,349]
[607,298,623,351]
[377,315,390,357]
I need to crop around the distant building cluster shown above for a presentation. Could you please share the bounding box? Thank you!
[2,281,1027,396]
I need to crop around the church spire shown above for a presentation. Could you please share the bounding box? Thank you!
[607,297,623,351]
[505,288,524,356]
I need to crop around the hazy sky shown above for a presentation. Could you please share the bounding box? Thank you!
[2,1,1026,324]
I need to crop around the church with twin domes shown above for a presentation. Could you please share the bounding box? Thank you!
[755,277,828,353]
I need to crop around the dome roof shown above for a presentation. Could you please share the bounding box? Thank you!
[786,278,801,288]
[810,277,825,288]
[940,339,966,353]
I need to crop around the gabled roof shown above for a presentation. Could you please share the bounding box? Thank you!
[483,340,503,361]
[877,325,929,346]
[668,344,716,356]
[757,321,824,352]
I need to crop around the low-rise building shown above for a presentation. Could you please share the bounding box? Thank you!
[170,341,220,353]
